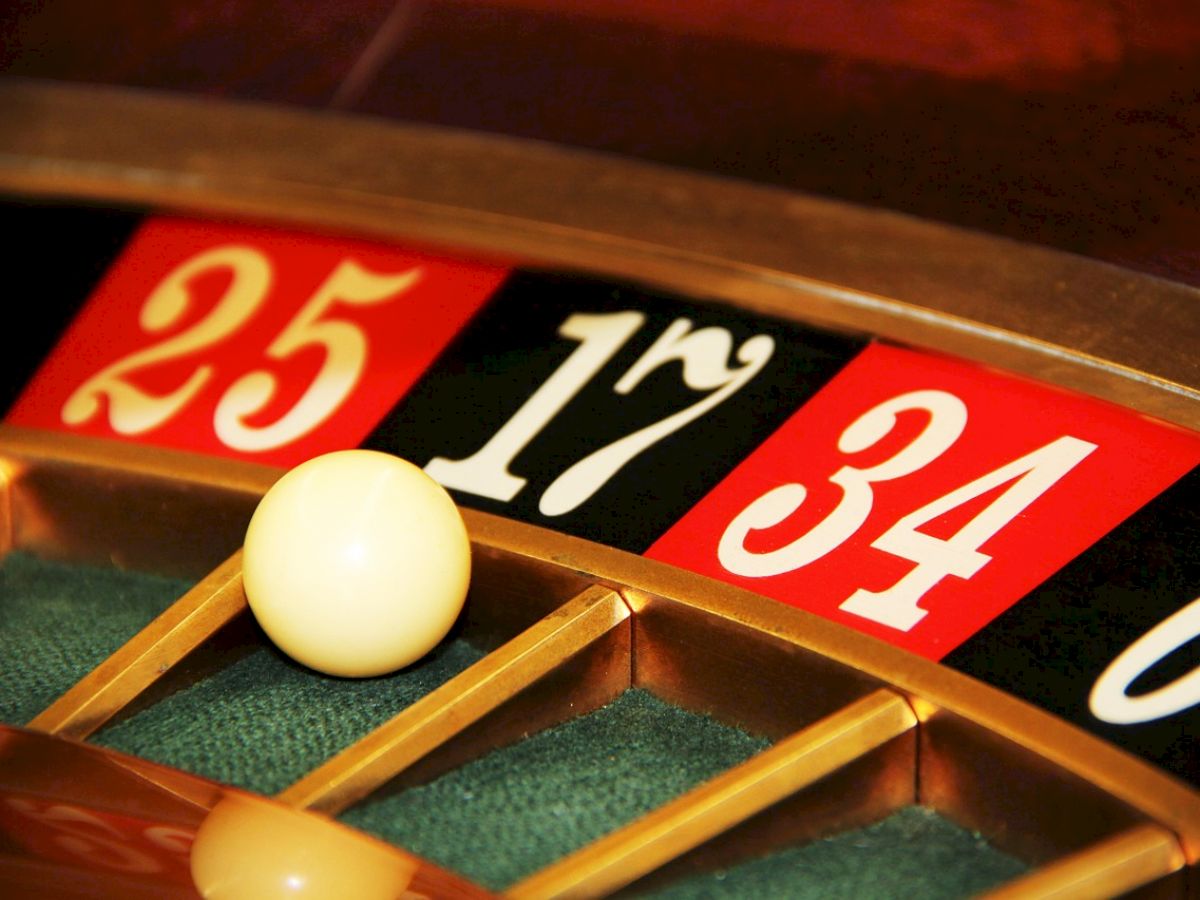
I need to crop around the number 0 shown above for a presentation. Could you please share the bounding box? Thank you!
[1090,595,1200,725]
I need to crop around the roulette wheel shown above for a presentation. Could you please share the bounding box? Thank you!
[1,3,1199,897]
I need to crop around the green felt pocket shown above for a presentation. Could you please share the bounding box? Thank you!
[645,806,1026,899]
[342,688,771,889]
[0,552,190,725]
[94,638,484,795]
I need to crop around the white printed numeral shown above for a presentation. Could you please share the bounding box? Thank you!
[214,262,420,451]
[61,246,421,451]
[842,435,1096,629]
[426,311,774,515]
[720,390,968,576]
[719,389,1096,631]
[62,246,271,435]
[1090,595,1200,725]
[425,311,644,502]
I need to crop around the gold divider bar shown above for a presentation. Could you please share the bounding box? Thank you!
[278,584,630,816]
[0,459,14,558]
[508,688,918,900]
[28,552,246,738]
[980,823,1185,900]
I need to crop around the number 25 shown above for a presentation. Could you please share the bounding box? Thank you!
[61,245,421,451]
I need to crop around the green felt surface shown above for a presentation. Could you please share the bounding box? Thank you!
[4,555,1029,897]
[646,806,1027,899]
[95,638,484,795]
[341,688,772,890]
[0,551,191,725]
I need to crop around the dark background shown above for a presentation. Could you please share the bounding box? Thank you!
[4,0,1200,286]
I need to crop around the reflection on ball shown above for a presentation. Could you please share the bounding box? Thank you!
[191,791,417,899]
[242,450,470,678]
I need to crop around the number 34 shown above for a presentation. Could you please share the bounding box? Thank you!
[718,390,1097,631]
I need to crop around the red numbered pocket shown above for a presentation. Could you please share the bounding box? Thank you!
[648,342,1200,659]
[8,218,508,466]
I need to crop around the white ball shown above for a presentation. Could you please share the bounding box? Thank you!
[242,450,470,678]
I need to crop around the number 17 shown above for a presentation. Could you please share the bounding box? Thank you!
[426,310,775,516]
